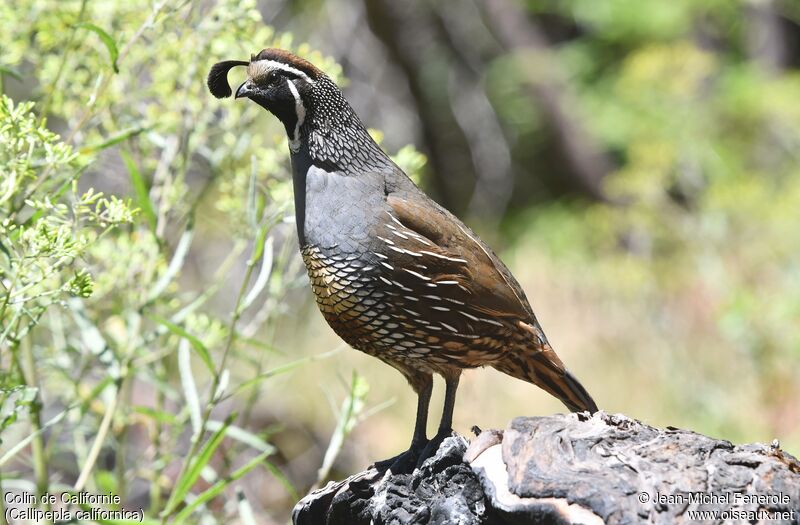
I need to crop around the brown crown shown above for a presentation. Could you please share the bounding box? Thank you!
[252,48,323,80]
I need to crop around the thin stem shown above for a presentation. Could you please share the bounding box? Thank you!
[63,0,170,146]
[149,363,166,515]
[41,0,89,117]
[115,375,133,501]
[8,0,172,221]
[0,274,17,337]
[73,370,125,492]
[0,471,4,521]
[19,335,50,514]
[159,240,261,523]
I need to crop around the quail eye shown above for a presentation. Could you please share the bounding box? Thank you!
[265,71,279,85]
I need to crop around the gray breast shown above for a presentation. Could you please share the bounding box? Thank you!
[303,166,387,252]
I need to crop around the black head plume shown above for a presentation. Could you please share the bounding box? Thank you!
[207,60,249,98]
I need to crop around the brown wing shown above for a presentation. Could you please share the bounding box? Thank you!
[372,191,595,412]
[385,193,534,320]
[367,192,557,359]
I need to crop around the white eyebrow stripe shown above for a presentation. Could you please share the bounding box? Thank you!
[249,60,314,84]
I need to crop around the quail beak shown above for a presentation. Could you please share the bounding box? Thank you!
[235,79,256,99]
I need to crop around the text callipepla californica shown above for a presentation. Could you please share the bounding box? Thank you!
[208,49,598,471]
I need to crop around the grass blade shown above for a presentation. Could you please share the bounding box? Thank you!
[0,65,23,81]
[178,339,202,437]
[0,411,68,468]
[132,405,177,425]
[206,420,275,454]
[263,460,299,501]
[147,314,214,375]
[76,22,120,72]
[120,149,156,232]
[81,126,148,154]
[161,417,232,517]
[227,347,342,400]
[316,371,369,485]
[146,226,194,303]
[173,449,270,523]
[242,236,273,310]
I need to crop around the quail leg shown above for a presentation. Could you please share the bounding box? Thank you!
[416,374,460,467]
[372,372,432,474]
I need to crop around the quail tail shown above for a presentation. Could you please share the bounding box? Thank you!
[561,369,598,413]
[536,364,598,414]
[493,353,598,414]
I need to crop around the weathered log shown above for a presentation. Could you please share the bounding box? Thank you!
[293,412,800,524]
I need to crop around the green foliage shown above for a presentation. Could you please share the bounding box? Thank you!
[511,2,800,448]
[76,22,120,73]
[5,0,794,517]
[0,96,135,348]
[0,0,414,521]
[316,371,370,485]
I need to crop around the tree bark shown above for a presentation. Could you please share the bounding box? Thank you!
[293,412,800,524]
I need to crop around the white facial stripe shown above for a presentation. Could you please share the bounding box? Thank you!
[248,60,314,84]
[286,78,306,153]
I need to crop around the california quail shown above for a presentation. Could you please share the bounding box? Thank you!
[208,49,598,471]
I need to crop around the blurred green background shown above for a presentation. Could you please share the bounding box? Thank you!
[1,0,799,522]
